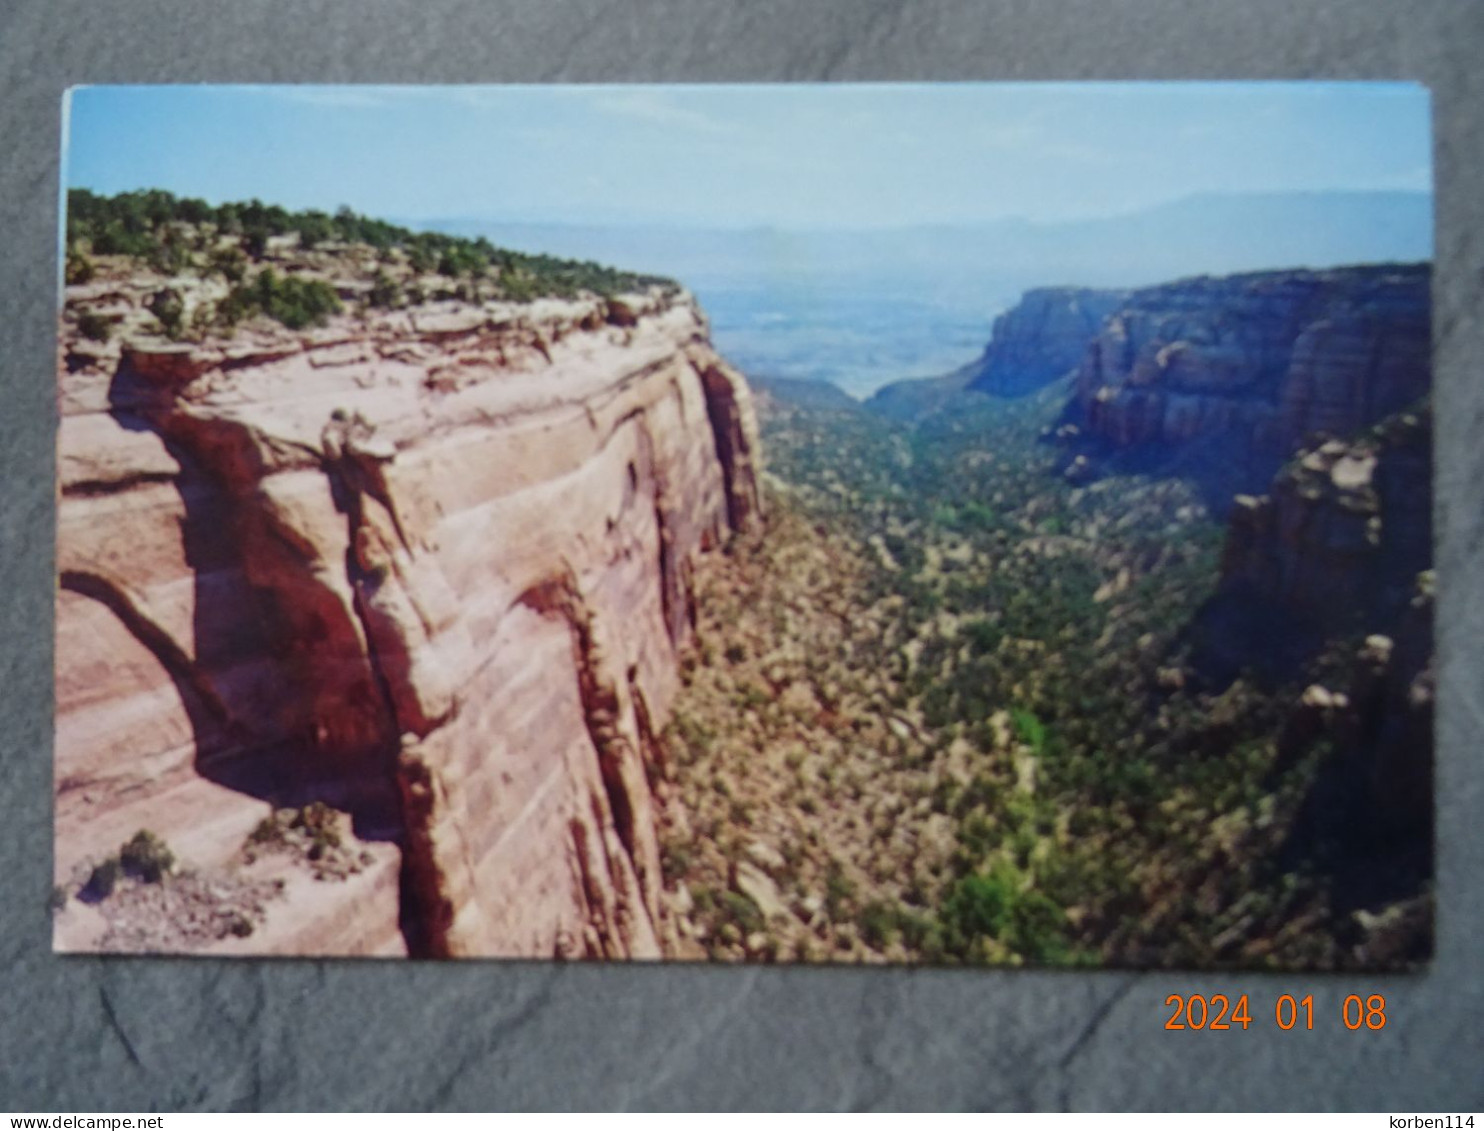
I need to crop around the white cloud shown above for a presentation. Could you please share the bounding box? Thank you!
[585,88,731,135]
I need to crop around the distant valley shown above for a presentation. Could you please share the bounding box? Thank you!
[430,190,1432,398]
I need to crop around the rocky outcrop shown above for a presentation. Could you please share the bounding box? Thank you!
[1212,408,1432,866]
[1340,590,1434,840]
[1220,405,1430,628]
[54,277,761,958]
[963,286,1127,397]
[1072,265,1430,467]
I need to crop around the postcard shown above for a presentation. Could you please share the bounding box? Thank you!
[53,83,1433,967]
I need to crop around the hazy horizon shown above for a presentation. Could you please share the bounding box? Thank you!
[64,84,1434,398]
[422,189,1433,398]
[408,188,1433,235]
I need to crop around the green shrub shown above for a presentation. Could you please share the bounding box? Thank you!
[943,871,1015,941]
[248,814,286,846]
[660,843,692,882]
[719,890,765,934]
[146,288,185,338]
[368,270,402,309]
[858,899,898,949]
[438,245,487,278]
[221,268,342,331]
[406,242,439,274]
[497,268,538,303]
[208,245,248,283]
[824,862,856,919]
[120,829,175,883]
[293,210,336,250]
[190,302,217,336]
[1007,888,1071,963]
[291,801,343,857]
[242,226,270,260]
[76,310,111,342]
[81,857,122,901]
[65,249,95,285]
[91,222,155,258]
[145,231,191,275]
[1010,706,1047,755]
[940,868,1071,963]
[895,908,940,954]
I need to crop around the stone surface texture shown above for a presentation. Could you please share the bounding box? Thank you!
[1221,409,1432,627]
[54,280,761,961]
[964,287,1129,396]
[1074,265,1431,459]
[1221,409,1435,836]
[0,0,1480,1112]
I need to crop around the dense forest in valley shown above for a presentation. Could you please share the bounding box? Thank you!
[656,367,1432,971]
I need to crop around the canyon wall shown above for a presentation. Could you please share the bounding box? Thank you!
[1221,407,1431,628]
[54,278,761,958]
[962,286,1128,397]
[1070,264,1430,462]
[1217,407,1434,836]
[1036,262,1434,855]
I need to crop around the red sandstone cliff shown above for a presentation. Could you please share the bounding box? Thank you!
[54,271,761,958]
[1073,265,1430,461]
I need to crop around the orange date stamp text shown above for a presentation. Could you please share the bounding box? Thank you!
[1164,993,1388,1031]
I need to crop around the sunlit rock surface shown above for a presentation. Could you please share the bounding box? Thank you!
[54,277,761,958]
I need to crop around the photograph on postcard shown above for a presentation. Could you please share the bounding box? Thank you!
[53,83,1434,966]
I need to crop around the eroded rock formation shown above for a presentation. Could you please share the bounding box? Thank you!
[963,286,1128,397]
[1208,407,1433,873]
[1220,406,1431,628]
[54,279,761,958]
[1071,264,1430,465]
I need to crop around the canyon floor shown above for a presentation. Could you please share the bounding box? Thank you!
[656,377,1432,970]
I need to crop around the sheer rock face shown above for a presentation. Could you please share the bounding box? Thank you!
[54,283,761,958]
[1073,265,1431,456]
[1220,409,1433,836]
[1220,407,1431,627]
[962,287,1128,397]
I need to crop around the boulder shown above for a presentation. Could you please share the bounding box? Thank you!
[732,862,791,922]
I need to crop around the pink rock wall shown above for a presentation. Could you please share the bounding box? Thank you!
[54,285,761,958]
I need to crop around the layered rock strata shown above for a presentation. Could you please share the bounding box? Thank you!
[1220,408,1433,840]
[54,280,761,958]
[1072,265,1430,461]
[962,286,1127,397]
[1221,406,1431,627]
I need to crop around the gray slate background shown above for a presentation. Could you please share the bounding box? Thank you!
[2,0,1481,1111]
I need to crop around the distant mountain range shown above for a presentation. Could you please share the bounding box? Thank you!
[423,191,1431,294]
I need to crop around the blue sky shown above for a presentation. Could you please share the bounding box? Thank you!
[64,83,1432,229]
